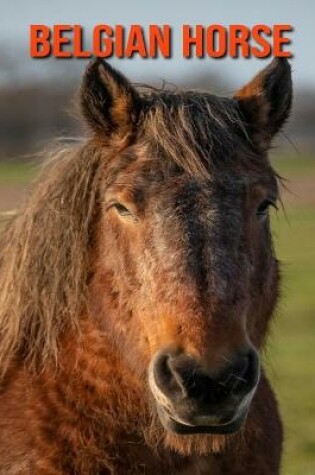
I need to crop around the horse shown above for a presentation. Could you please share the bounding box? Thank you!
[0,57,292,474]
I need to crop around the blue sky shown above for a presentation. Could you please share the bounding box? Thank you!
[1,0,314,89]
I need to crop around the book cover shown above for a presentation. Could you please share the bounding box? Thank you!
[0,2,314,474]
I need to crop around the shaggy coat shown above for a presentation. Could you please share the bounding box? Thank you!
[0,58,292,474]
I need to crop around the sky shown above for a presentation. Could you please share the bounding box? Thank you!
[1,0,314,89]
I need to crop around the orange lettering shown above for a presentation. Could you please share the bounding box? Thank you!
[93,25,114,58]
[73,25,91,58]
[182,25,204,58]
[53,25,72,58]
[30,25,51,58]
[273,25,292,57]
[125,26,147,58]
[149,25,171,58]
[207,25,227,58]
[229,25,250,58]
[251,25,272,58]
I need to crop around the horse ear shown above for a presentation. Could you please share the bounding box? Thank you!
[234,58,292,151]
[80,58,141,145]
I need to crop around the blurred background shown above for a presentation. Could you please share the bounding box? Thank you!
[0,1,314,473]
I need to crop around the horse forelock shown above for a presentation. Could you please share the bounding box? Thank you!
[137,86,261,179]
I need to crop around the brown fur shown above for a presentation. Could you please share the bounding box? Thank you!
[0,58,292,474]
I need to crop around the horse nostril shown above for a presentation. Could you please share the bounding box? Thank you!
[221,348,260,397]
[152,351,208,400]
[152,352,175,394]
[167,354,202,398]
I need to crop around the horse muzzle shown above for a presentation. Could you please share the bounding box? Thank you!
[148,346,260,435]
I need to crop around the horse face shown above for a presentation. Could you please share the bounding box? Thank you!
[100,151,276,436]
[83,59,291,441]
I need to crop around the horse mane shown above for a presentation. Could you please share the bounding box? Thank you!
[0,142,105,376]
[0,85,260,377]
[139,85,253,179]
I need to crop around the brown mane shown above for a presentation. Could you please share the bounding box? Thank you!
[0,144,104,374]
[140,87,252,178]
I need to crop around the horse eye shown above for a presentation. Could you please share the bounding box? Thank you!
[113,203,132,217]
[256,200,276,218]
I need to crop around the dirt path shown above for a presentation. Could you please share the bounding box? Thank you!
[0,185,28,212]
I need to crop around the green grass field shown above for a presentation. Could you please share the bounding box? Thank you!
[268,155,315,475]
[0,155,314,474]
[0,161,39,185]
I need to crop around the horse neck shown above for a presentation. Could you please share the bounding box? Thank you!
[50,320,192,473]
[58,317,146,421]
